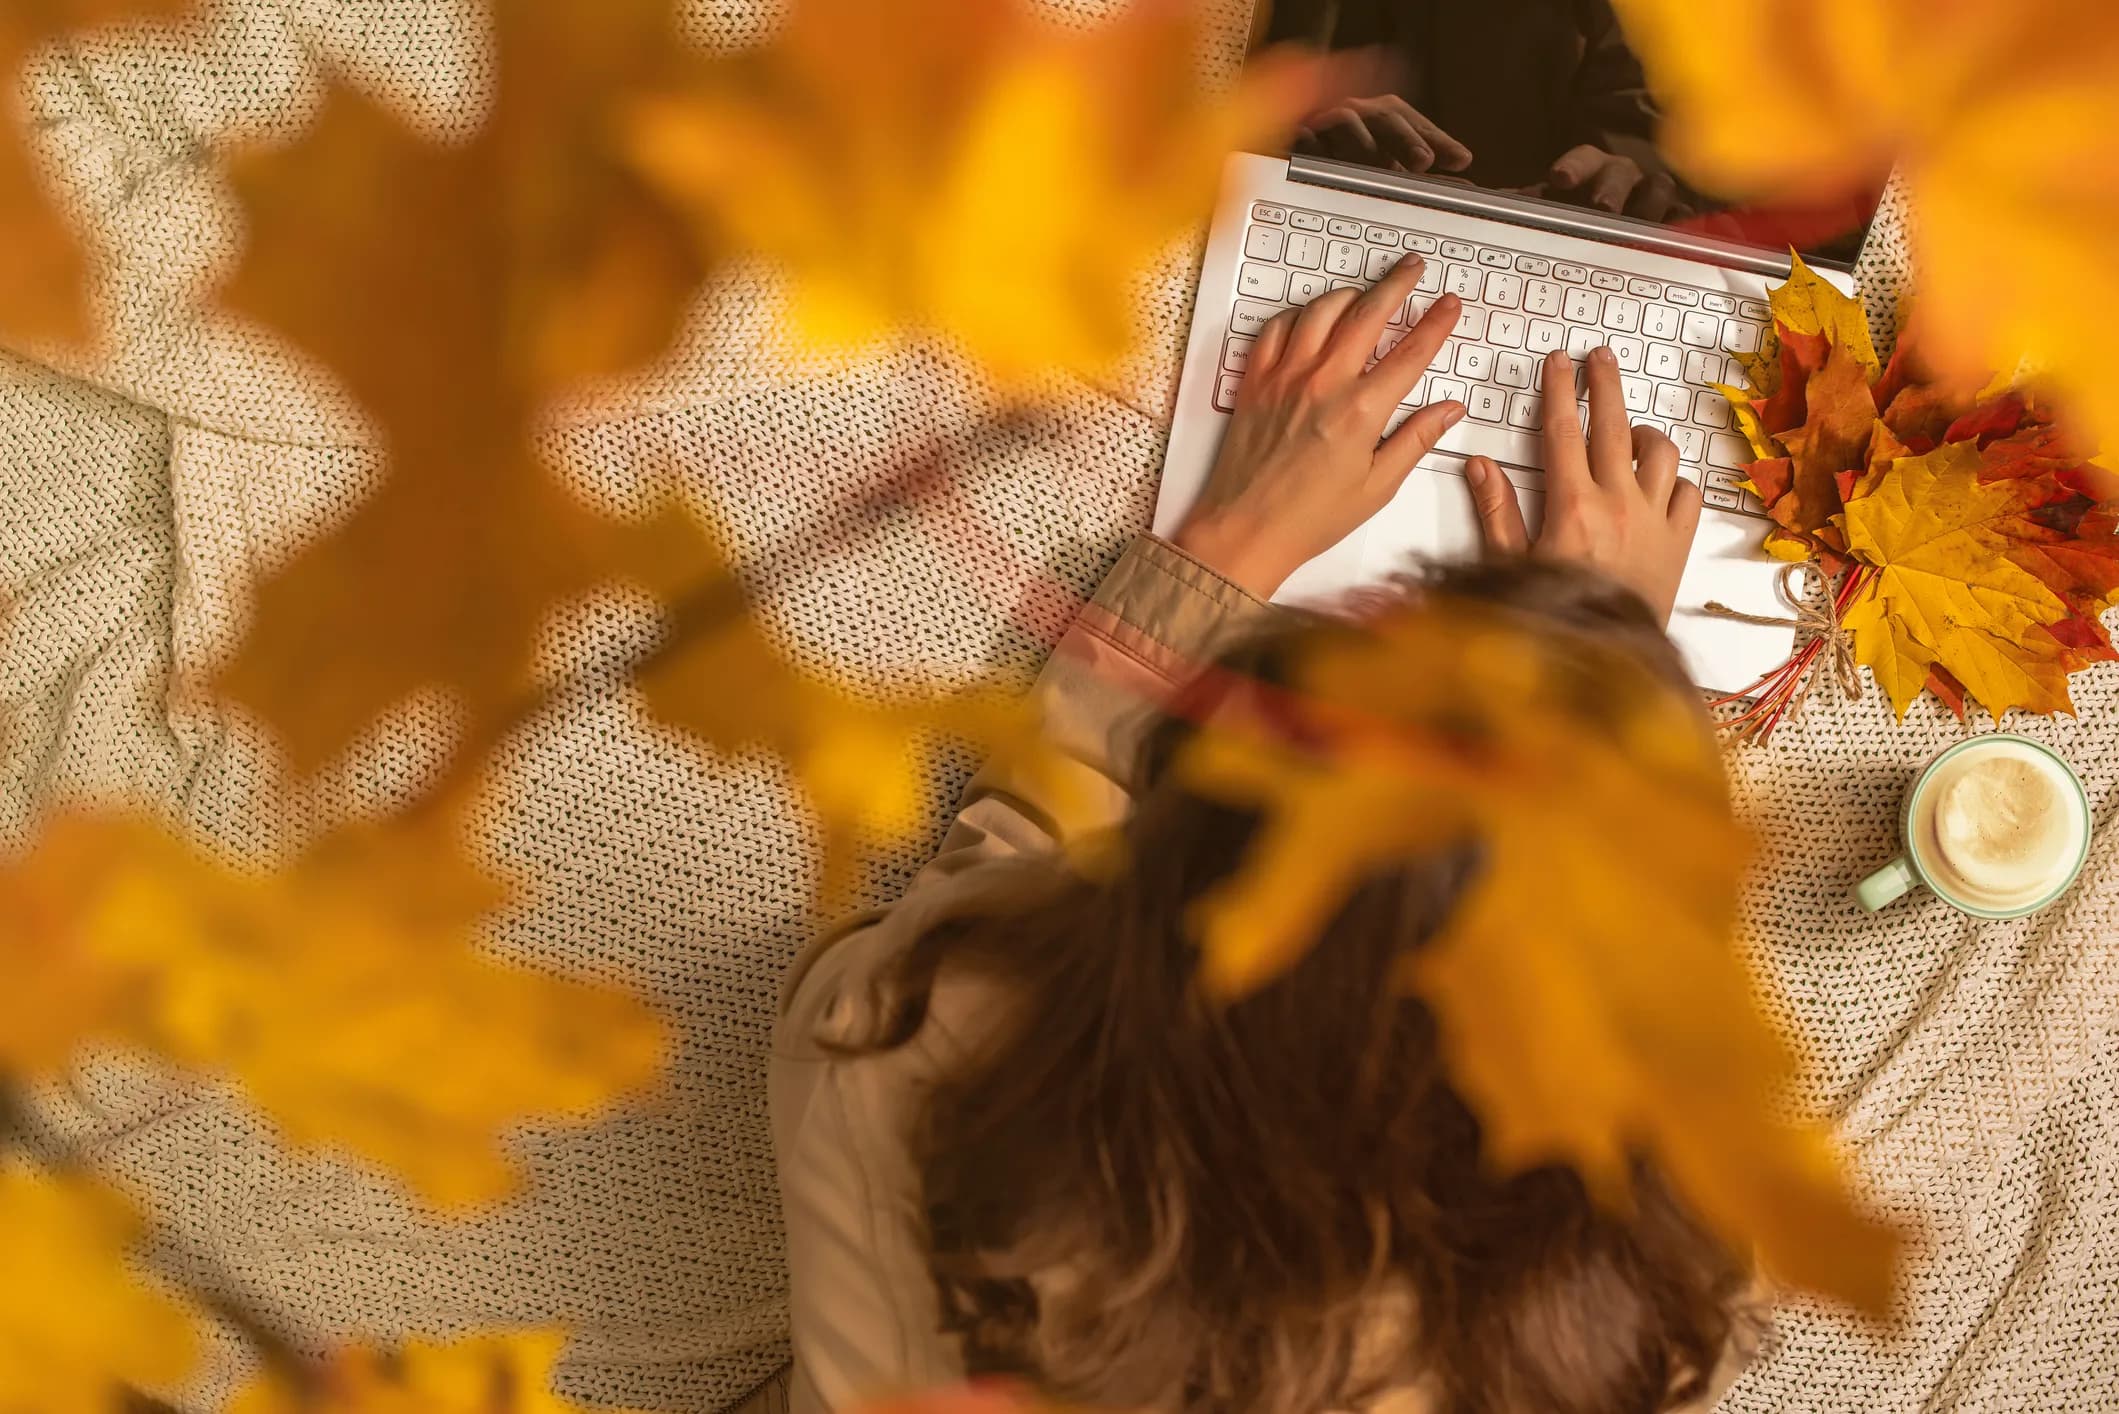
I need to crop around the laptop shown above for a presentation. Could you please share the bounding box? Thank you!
[1151,3,1881,693]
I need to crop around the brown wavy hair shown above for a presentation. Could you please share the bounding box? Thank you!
[867,558,1752,1414]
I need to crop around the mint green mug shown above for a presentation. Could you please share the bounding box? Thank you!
[1857,734,2091,918]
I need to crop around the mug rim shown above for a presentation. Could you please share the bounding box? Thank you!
[1899,733,2092,920]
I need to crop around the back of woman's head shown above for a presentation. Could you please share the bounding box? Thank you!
[888,558,1749,1414]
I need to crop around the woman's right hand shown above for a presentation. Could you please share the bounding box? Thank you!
[1463,347,1703,624]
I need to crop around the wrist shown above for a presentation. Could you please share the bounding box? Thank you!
[1168,516,1295,599]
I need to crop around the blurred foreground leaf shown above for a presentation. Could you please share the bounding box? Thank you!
[228,1330,617,1414]
[0,1165,198,1409]
[1181,607,1899,1312]
[0,812,666,1206]
[214,0,704,771]
[626,0,1329,380]
[1612,0,2119,473]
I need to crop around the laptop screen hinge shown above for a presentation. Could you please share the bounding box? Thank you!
[1286,154,1822,280]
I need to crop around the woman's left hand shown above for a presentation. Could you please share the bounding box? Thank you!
[1171,255,1466,598]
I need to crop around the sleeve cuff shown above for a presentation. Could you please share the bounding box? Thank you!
[1076,534,1272,685]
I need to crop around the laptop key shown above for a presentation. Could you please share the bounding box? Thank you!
[1403,232,1439,254]
[1238,263,1288,300]
[1622,376,1652,412]
[1681,311,1721,347]
[1288,272,1330,305]
[1605,333,1644,371]
[1366,248,1402,281]
[1706,433,1750,469]
[1468,384,1508,422]
[1702,292,1737,313]
[1527,320,1565,354]
[1483,272,1524,309]
[1478,249,1512,270]
[1554,262,1589,284]
[1721,320,1763,354]
[1327,241,1363,276]
[1230,299,1283,336]
[1565,326,1602,359]
[1601,296,1642,333]
[1663,285,1700,306]
[1487,312,1527,348]
[1328,217,1362,238]
[1289,210,1325,232]
[1515,255,1552,276]
[1672,426,1706,462]
[1739,298,1770,320]
[1445,264,1482,298]
[1453,306,1488,340]
[1442,239,1476,260]
[1652,383,1692,419]
[1455,345,1496,381]
[1643,304,1681,341]
[1365,225,1398,245]
[1646,342,1683,379]
[1524,280,1564,317]
[1430,376,1470,406]
[1682,348,1724,385]
[1252,203,1288,224]
[1213,373,1243,412]
[1286,232,1325,269]
[1244,226,1286,261]
[1494,352,1535,388]
[1695,391,1734,428]
[1223,336,1255,372]
[1563,288,1602,323]
[1591,270,1626,292]
[1505,392,1542,429]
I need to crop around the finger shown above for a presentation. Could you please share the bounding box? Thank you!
[1632,423,1680,504]
[1546,143,1603,189]
[1581,346,1633,483]
[1540,351,1593,490]
[1463,456,1531,553]
[1371,110,1437,172]
[1327,255,1434,373]
[1363,289,1459,407]
[1585,159,1639,214]
[1310,109,1380,165]
[1408,111,1474,172]
[1626,171,1680,223]
[1249,303,1298,375]
[1668,475,1704,535]
[1373,400,1468,481]
[1280,284,1364,364]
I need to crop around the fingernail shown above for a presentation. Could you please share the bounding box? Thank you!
[1445,401,1467,426]
[1593,346,1616,366]
[1465,456,1486,486]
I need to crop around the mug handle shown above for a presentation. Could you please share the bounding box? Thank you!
[1857,854,1921,912]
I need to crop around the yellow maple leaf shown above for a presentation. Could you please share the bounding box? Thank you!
[624,0,1326,381]
[1838,440,2091,719]
[0,811,666,1206]
[1610,0,2119,460]
[0,1165,199,1410]
[228,1330,616,1414]
[214,0,707,771]
[0,0,190,346]
[1180,608,1897,1312]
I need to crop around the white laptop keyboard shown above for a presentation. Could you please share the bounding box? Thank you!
[1219,200,1772,516]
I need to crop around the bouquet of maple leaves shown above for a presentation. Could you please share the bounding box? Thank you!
[1715,259,2119,738]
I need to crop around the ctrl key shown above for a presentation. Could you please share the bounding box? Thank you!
[1213,373,1244,412]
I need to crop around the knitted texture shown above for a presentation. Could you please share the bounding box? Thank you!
[1,4,2112,1412]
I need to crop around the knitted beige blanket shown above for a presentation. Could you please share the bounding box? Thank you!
[2,3,2112,1410]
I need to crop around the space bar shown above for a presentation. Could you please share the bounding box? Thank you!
[1424,422,1546,485]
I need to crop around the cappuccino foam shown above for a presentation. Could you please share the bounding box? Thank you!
[1912,740,2085,910]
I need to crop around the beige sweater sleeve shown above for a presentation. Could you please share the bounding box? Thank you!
[768,535,1266,1414]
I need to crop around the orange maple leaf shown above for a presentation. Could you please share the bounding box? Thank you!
[213,0,707,771]
[0,0,191,345]
[1180,606,1898,1313]
[624,0,1328,381]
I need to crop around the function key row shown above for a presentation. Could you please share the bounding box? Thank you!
[1249,203,1769,318]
